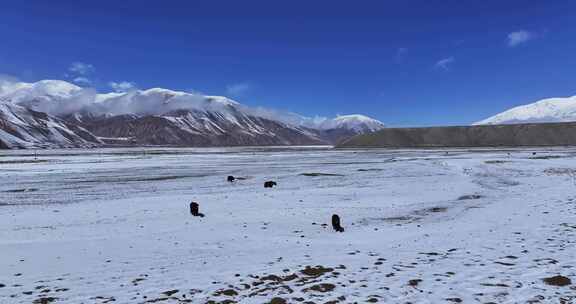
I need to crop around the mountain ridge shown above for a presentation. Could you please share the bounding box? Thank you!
[337,121,576,148]
[0,79,385,149]
[475,95,576,125]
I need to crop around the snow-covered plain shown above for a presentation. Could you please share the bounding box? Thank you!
[1,147,575,303]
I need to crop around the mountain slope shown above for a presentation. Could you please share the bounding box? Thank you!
[0,79,386,148]
[338,122,576,148]
[475,95,576,125]
[70,108,327,146]
[0,103,101,149]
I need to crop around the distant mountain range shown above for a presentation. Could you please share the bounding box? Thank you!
[0,80,385,149]
[339,94,576,148]
[475,95,576,125]
[338,122,576,148]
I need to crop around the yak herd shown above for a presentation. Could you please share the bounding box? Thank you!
[189,175,345,233]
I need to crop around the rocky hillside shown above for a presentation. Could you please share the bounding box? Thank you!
[0,103,101,149]
[337,122,576,148]
[0,80,385,149]
[65,109,326,147]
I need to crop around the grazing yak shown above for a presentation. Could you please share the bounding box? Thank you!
[332,214,344,232]
[227,175,235,182]
[189,202,205,217]
[264,181,277,188]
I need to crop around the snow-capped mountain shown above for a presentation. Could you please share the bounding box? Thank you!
[0,79,81,102]
[475,95,576,125]
[0,79,385,148]
[0,80,88,115]
[319,114,385,132]
[0,103,101,149]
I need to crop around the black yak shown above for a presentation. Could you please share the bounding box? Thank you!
[264,181,277,188]
[332,214,344,232]
[190,202,205,217]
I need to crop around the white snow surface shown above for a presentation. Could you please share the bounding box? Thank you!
[0,79,385,132]
[1,147,575,303]
[475,95,576,125]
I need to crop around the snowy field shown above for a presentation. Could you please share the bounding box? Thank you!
[1,146,576,303]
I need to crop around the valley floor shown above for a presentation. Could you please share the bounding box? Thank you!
[1,147,575,303]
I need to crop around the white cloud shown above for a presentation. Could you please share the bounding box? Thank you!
[72,77,92,86]
[66,62,95,86]
[507,30,533,47]
[0,74,22,100]
[434,56,455,71]
[68,62,95,75]
[109,81,137,92]
[226,82,252,97]
[185,88,205,96]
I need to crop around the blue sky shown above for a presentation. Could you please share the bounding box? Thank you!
[1,0,575,126]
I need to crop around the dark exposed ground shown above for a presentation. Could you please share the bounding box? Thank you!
[337,122,576,148]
